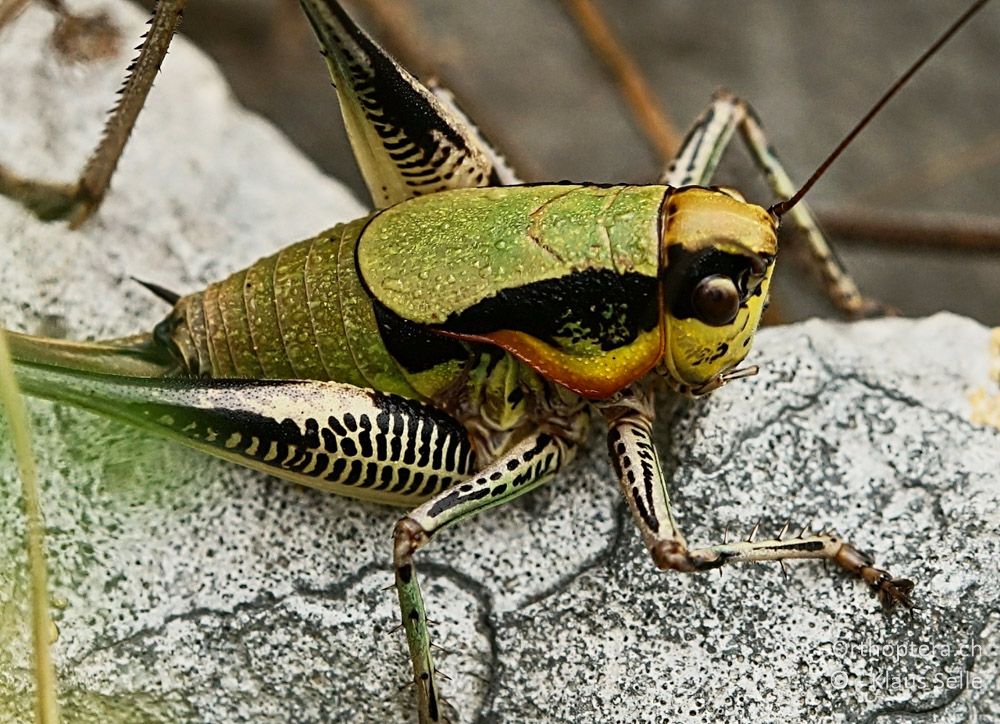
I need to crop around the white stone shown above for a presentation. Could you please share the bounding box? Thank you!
[1,2,998,722]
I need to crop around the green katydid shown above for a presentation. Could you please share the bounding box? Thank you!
[0,0,991,721]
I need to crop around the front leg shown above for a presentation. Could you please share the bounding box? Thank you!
[663,92,887,319]
[392,421,586,723]
[598,385,914,610]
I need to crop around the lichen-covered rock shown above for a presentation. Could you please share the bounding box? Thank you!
[1,2,998,722]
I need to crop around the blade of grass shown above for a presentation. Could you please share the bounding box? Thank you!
[0,328,60,724]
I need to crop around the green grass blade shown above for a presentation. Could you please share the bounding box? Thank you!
[0,328,60,724]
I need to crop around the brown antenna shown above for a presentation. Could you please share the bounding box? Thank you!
[769,0,991,219]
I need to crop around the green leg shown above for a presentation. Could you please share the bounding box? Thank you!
[392,423,585,723]
[663,91,886,319]
[598,385,914,610]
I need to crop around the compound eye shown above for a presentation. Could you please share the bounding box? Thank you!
[691,274,740,326]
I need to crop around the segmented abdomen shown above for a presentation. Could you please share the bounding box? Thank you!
[161,217,420,398]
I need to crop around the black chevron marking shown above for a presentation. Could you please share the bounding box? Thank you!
[431,430,444,470]
[405,471,425,497]
[358,461,379,488]
[339,436,358,457]
[357,414,373,457]
[375,464,394,491]
[343,459,363,486]
[328,415,347,437]
[443,431,460,473]
[421,474,440,497]
[416,419,432,467]
[327,457,347,482]
[375,410,390,460]
[390,467,411,494]
[322,426,339,454]
[304,0,484,197]
[402,417,418,465]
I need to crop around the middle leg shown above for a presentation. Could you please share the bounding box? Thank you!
[392,415,588,723]
[663,91,887,319]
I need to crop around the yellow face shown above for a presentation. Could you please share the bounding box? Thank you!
[658,187,778,395]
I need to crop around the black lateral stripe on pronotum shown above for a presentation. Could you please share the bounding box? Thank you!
[436,268,660,354]
[300,0,499,191]
[121,380,477,494]
[369,295,469,374]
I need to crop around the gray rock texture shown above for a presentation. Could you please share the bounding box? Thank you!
[1,2,998,722]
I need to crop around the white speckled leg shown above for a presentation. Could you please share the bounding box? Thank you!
[600,386,914,610]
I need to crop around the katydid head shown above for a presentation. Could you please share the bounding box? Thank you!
[658,0,990,397]
[657,187,776,396]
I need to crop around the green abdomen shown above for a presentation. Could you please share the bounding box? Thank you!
[161,217,421,398]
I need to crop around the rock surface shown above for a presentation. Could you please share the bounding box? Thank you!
[1,2,998,722]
